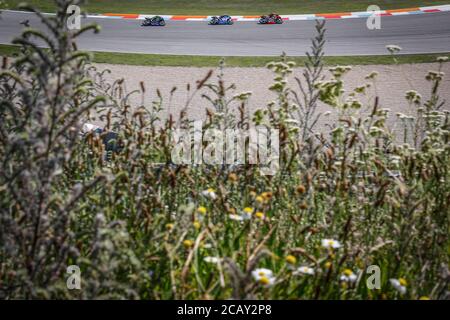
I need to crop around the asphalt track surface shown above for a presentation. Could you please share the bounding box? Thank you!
[0,11,450,56]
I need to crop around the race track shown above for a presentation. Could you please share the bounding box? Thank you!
[0,10,450,56]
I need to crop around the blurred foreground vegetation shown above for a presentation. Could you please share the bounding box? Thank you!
[0,1,449,299]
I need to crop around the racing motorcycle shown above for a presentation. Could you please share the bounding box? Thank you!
[141,16,166,26]
[209,15,234,25]
[258,14,283,24]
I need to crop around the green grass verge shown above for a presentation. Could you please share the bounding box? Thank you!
[3,0,450,15]
[1,44,448,67]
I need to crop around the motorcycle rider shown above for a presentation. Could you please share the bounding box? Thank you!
[269,13,278,22]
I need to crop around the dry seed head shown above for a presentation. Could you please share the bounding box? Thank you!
[296,185,306,194]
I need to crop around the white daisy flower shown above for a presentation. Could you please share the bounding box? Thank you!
[340,269,357,283]
[390,278,407,295]
[321,238,342,249]
[204,256,221,264]
[295,266,315,276]
[201,188,217,200]
[242,207,253,220]
[252,268,274,280]
[255,212,266,220]
[229,214,244,221]
[252,268,276,287]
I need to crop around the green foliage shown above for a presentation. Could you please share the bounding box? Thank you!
[1,1,449,300]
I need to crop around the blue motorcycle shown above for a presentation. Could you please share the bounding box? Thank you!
[209,15,233,25]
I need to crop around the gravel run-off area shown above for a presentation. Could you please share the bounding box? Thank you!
[92,63,450,136]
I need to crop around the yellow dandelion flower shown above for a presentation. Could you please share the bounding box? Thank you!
[285,255,297,265]
[165,223,174,230]
[255,196,264,203]
[193,221,201,229]
[197,206,207,215]
[183,239,194,248]
[255,212,265,220]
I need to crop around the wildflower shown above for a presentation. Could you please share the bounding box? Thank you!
[202,188,217,200]
[255,196,264,204]
[390,155,401,166]
[329,65,352,78]
[296,266,315,276]
[405,90,422,104]
[229,207,254,221]
[229,214,244,221]
[340,269,357,283]
[258,276,275,287]
[321,239,342,249]
[285,255,297,265]
[183,239,194,248]
[242,207,253,219]
[390,278,407,295]
[193,221,201,230]
[324,261,332,269]
[252,268,273,279]
[165,223,174,230]
[252,268,276,287]
[204,256,221,264]
[261,191,273,199]
[197,206,207,215]
[255,212,266,220]
[426,71,444,81]
[419,296,430,300]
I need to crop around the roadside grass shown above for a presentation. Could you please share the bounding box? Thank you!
[0,44,448,67]
[3,0,450,15]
